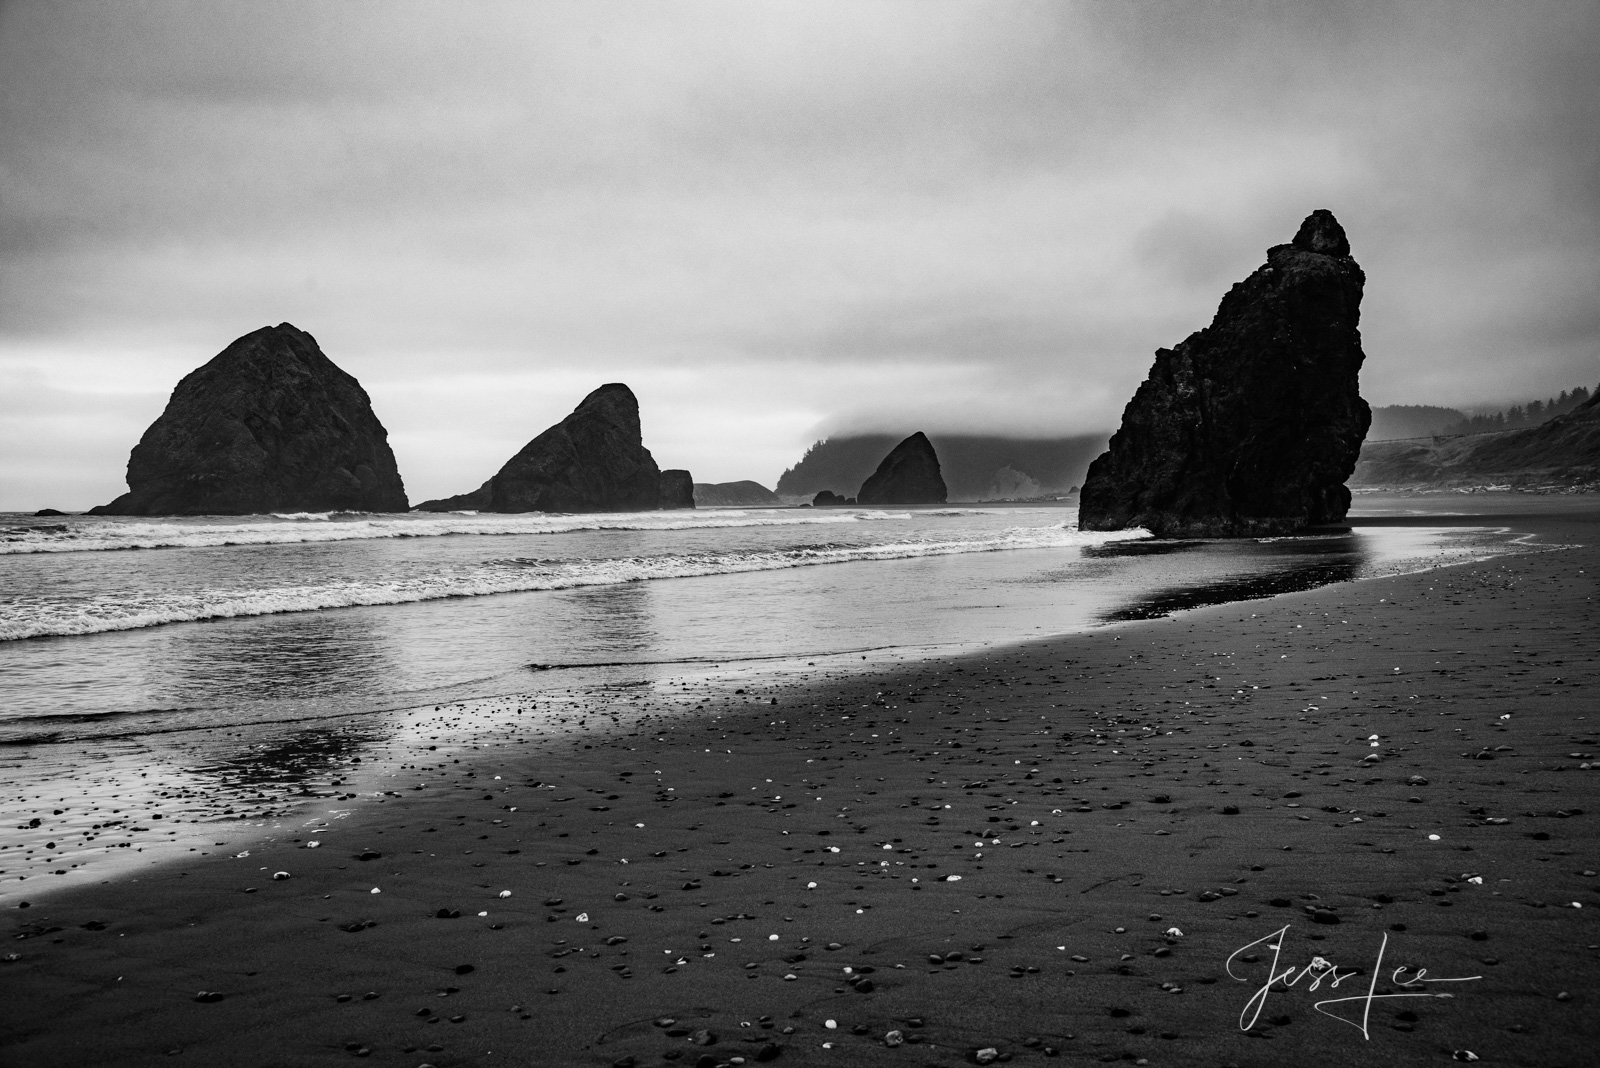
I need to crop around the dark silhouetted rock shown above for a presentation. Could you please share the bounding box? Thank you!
[1080,210,1370,536]
[416,384,667,513]
[658,469,695,509]
[89,323,408,516]
[693,480,781,507]
[812,490,852,507]
[32,508,67,517]
[856,431,947,505]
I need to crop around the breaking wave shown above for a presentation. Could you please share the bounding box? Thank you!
[0,524,1147,640]
[0,508,941,555]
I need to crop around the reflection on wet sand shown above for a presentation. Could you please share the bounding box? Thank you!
[166,609,398,705]
[1100,537,1365,621]
[190,723,385,796]
[542,580,661,663]
[1082,539,1206,558]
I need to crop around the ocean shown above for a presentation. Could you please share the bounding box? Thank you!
[0,498,1540,899]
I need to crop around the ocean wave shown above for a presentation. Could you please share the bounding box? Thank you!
[0,507,936,554]
[0,526,1147,641]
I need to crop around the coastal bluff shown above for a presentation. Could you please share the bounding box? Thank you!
[1080,210,1371,536]
[416,383,687,514]
[693,480,780,507]
[856,431,947,505]
[1353,389,1600,489]
[90,323,407,516]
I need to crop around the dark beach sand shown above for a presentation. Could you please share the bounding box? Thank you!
[5,509,1598,1068]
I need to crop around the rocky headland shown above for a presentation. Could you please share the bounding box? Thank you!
[89,323,408,516]
[1080,210,1371,536]
[692,480,781,507]
[856,431,948,505]
[1353,391,1600,490]
[415,383,685,514]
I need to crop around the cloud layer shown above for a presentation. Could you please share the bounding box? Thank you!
[2,1,1597,508]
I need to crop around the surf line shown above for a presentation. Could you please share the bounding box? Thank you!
[1226,924,1481,1039]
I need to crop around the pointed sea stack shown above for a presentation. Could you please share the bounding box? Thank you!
[89,323,407,516]
[1079,210,1371,536]
[416,384,672,513]
[856,431,947,505]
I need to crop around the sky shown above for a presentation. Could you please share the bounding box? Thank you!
[2,1,1597,510]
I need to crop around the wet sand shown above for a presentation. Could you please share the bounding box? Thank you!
[5,510,1598,1068]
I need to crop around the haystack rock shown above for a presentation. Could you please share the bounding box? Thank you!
[1080,210,1370,536]
[812,490,853,507]
[857,431,947,505]
[90,323,407,516]
[416,383,683,513]
[658,469,695,509]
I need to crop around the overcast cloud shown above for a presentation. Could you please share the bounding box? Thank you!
[2,1,1597,509]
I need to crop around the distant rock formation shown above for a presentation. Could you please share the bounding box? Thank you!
[1080,210,1370,536]
[89,323,408,516]
[986,465,1042,500]
[777,433,1105,502]
[812,490,854,507]
[416,384,682,513]
[658,469,695,510]
[857,432,947,505]
[32,508,67,517]
[693,480,781,507]
[1353,390,1600,488]
[1367,404,1469,441]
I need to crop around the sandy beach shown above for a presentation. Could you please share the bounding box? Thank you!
[5,506,1597,1068]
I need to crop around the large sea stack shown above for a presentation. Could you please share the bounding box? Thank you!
[90,323,407,516]
[416,383,682,513]
[1079,210,1371,536]
[856,431,947,505]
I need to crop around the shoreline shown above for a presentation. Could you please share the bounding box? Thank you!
[0,518,1546,894]
[3,508,1598,1067]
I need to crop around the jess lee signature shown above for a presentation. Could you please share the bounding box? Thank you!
[1227,925,1481,1039]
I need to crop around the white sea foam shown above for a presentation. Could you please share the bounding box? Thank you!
[0,525,1146,640]
[0,508,925,555]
